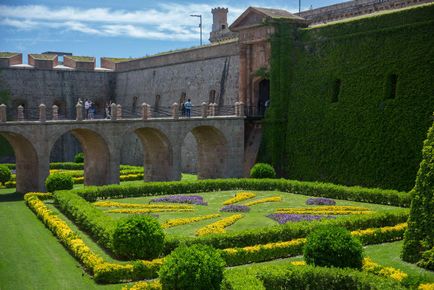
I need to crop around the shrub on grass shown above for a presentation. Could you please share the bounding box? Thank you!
[0,165,12,185]
[45,173,73,192]
[250,163,276,179]
[417,247,434,271]
[159,244,226,290]
[112,215,164,260]
[74,152,84,163]
[402,117,434,263]
[304,226,363,269]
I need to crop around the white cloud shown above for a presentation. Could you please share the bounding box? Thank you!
[0,2,298,41]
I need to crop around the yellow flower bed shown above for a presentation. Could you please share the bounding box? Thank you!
[122,280,162,290]
[196,214,244,236]
[94,201,193,210]
[162,214,221,229]
[107,208,193,214]
[224,238,306,254]
[290,260,307,266]
[362,257,408,282]
[276,205,372,215]
[244,196,282,206]
[24,192,163,284]
[223,192,256,205]
[419,283,434,290]
[351,223,408,237]
[25,193,103,271]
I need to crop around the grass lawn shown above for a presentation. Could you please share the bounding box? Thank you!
[103,190,403,237]
[0,189,121,290]
[0,181,431,290]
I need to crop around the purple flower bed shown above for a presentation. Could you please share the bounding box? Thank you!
[150,195,208,206]
[305,197,336,205]
[220,205,250,212]
[267,213,335,224]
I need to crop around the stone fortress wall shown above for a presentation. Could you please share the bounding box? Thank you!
[113,41,240,169]
[0,68,116,162]
[0,42,240,171]
[1,0,429,171]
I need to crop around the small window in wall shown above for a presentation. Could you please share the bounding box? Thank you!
[209,90,216,104]
[221,24,226,29]
[179,92,186,104]
[331,79,341,103]
[132,96,138,114]
[179,92,186,110]
[154,95,161,111]
[385,74,398,100]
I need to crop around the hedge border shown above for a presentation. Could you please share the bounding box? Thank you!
[26,192,410,285]
[221,264,405,290]
[53,179,410,254]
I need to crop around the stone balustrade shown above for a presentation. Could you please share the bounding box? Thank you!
[0,101,245,123]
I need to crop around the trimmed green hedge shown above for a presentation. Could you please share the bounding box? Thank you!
[222,264,405,290]
[2,162,142,171]
[261,4,434,191]
[219,223,405,266]
[54,190,115,250]
[304,226,364,269]
[54,179,408,257]
[74,179,411,207]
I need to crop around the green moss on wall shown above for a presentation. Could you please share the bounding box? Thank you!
[262,4,434,191]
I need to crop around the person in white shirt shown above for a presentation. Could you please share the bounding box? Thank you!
[84,99,90,119]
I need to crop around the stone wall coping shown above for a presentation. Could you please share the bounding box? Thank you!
[0,116,245,126]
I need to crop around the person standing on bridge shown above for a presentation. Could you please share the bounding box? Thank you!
[184,99,192,118]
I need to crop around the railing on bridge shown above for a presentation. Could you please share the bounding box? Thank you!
[0,101,246,123]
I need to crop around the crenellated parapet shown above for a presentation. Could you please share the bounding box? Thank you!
[0,53,22,68]
[63,56,95,71]
[28,54,58,69]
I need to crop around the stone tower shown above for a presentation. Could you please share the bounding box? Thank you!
[212,7,229,32]
[209,7,237,43]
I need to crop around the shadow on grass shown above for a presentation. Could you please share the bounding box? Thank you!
[0,192,24,202]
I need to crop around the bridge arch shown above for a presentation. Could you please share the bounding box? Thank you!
[188,125,228,179]
[133,127,174,181]
[49,128,115,186]
[0,131,41,193]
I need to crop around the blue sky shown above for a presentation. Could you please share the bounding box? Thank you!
[0,0,344,65]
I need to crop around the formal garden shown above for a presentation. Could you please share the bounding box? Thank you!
[0,120,433,289]
[0,128,433,290]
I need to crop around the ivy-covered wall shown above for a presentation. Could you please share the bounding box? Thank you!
[263,4,434,191]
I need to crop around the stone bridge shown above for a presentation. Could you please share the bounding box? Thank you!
[0,108,245,193]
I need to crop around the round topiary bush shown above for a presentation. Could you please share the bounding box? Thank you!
[74,152,84,163]
[0,165,12,185]
[45,173,73,192]
[112,215,164,260]
[304,226,363,269]
[250,163,276,179]
[159,244,225,290]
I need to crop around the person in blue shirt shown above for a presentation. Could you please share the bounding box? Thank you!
[184,99,192,117]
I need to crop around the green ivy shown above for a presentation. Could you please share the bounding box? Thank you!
[261,4,434,191]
